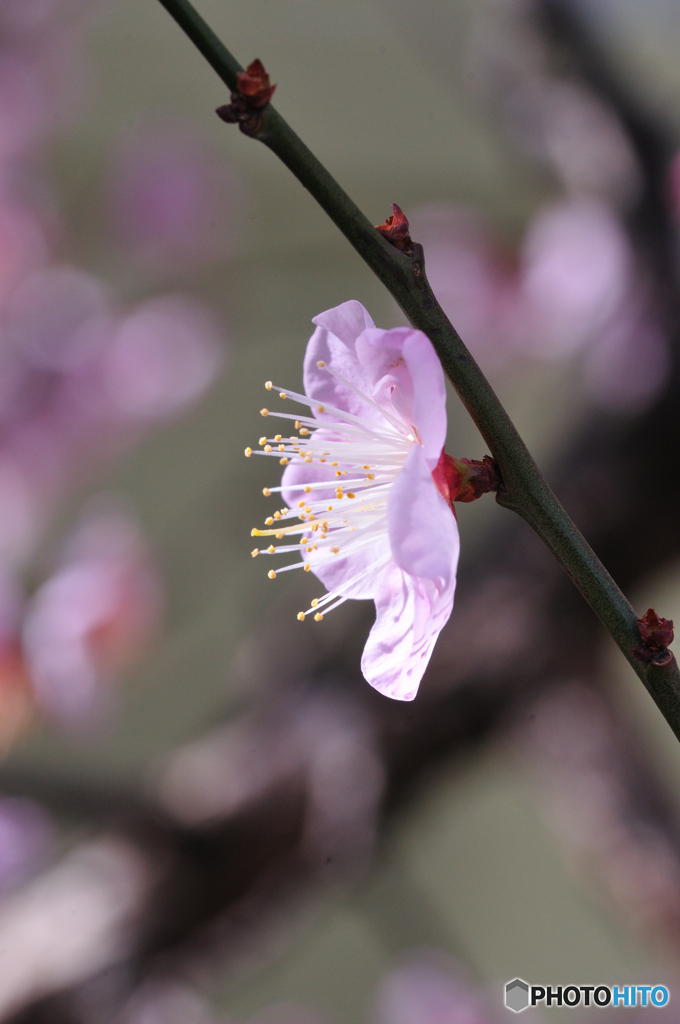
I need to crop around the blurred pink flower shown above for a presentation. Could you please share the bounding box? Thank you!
[376,958,492,1024]
[22,501,162,726]
[107,129,244,271]
[518,199,633,357]
[0,798,53,892]
[250,300,459,701]
[96,295,223,422]
[0,197,50,307]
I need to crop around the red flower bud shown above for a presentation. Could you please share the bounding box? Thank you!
[235,59,276,108]
[216,59,276,135]
[632,608,674,663]
[375,204,414,255]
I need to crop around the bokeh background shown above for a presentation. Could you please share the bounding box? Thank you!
[0,0,679,1021]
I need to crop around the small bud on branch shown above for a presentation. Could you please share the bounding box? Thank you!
[216,58,276,135]
[375,204,415,256]
[632,608,675,665]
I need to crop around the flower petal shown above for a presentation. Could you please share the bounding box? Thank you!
[355,326,415,429]
[354,327,447,464]
[304,300,380,424]
[388,445,459,589]
[361,564,455,700]
[402,330,448,467]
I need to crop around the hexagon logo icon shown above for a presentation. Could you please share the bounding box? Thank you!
[505,978,530,1013]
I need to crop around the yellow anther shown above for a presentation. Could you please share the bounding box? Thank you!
[244,447,253,457]
[304,486,312,493]
[265,381,273,390]
[267,545,275,554]
[298,500,305,507]
[279,392,287,399]
[294,421,301,430]
[366,474,374,480]
[363,465,370,469]
[317,360,325,368]
[317,405,325,413]
[304,507,312,513]
[319,459,326,463]
[274,511,282,520]
[304,456,313,464]
[262,487,271,496]
[265,517,274,525]
[278,445,285,452]
[276,531,284,539]
[264,444,273,452]
[307,547,313,553]
[304,563,311,571]
[327,505,333,511]
[297,611,305,621]
[259,436,267,445]
[251,548,259,557]
[331,547,340,554]
[299,537,306,544]
[281,507,289,514]
[314,612,324,621]
[268,570,276,579]
[321,521,329,532]
[311,598,319,608]
[347,492,356,499]
[251,528,258,536]
[335,471,342,477]
[260,408,269,416]
[299,427,309,435]
[275,435,282,441]
[331,462,338,467]
[279,457,289,465]
[311,523,319,532]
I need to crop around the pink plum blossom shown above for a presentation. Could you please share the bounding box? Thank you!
[248,300,459,701]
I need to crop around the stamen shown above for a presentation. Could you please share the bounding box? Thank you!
[251,549,259,557]
[262,487,271,496]
[297,611,305,621]
[268,570,276,579]
[260,409,269,416]
[245,448,253,457]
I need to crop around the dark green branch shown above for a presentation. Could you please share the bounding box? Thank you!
[155,0,680,741]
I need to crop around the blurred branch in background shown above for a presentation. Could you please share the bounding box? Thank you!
[0,0,680,1022]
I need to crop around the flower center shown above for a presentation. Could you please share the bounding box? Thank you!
[246,373,414,621]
